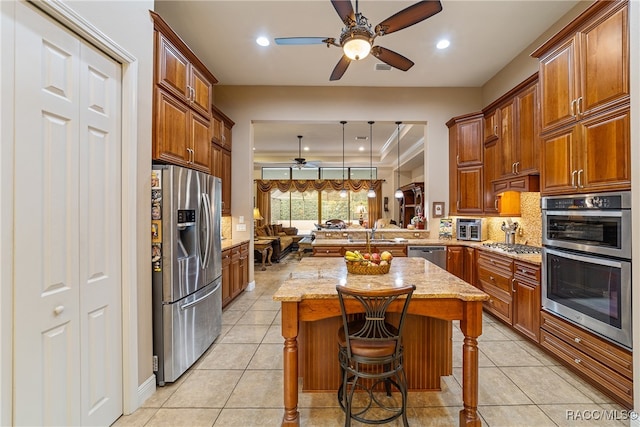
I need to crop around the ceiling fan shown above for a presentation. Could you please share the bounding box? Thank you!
[292,135,319,169]
[275,0,443,81]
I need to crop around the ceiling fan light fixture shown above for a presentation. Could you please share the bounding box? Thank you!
[340,189,348,198]
[367,188,376,198]
[340,26,372,60]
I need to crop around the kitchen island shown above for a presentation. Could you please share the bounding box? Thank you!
[273,257,489,426]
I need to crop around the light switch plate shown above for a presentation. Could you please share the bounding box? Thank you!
[239,215,244,224]
[237,224,247,232]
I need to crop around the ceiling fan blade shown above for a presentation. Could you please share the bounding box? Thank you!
[275,37,332,45]
[371,46,414,71]
[330,55,351,81]
[375,1,443,36]
[331,0,355,26]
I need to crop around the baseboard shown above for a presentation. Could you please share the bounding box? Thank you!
[246,280,256,291]
[136,374,156,411]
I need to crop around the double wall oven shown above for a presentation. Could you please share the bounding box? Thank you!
[541,191,632,350]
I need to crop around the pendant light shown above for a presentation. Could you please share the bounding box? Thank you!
[367,121,376,198]
[394,121,404,199]
[340,121,348,198]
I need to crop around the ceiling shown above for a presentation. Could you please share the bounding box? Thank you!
[154,0,582,171]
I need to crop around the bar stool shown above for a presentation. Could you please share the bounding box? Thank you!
[336,284,415,427]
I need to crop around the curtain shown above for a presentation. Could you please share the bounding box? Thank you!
[255,179,385,226]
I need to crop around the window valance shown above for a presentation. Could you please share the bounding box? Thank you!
[255,179,383,193]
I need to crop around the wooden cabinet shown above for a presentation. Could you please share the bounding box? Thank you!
[533,1,630,196]
[540,105,630,195]
[221,242,249,308]
[154,88,212,173]
[313,244,407,258]
[477,250,514,324]
[398,182,423,228]
[540,311,633,408]
[211,106,234,216]
[446,246,475,285]
[446,246,464,280]
[448,113,484,215]
[483,139,499,214]
[534,1,629,133]
[151,11,218,173]
[512,261,540,342]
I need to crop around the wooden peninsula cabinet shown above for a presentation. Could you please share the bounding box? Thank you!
[533,0,630,195]
[151,11,218,174]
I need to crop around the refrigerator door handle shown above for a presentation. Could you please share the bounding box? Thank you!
[201,192,212,269]
[179,284,218,311]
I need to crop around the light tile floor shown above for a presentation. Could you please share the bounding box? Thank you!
[114,255,629,426]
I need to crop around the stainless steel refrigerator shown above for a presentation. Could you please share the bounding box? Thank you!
[151,165,222,385]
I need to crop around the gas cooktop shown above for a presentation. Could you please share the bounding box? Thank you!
[482,243,541,254]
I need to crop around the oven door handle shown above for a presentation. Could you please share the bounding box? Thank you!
[543,246,626,268]
[543,210,624,218]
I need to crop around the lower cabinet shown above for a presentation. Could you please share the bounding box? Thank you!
[222,242,249,308]
[512,261,541,342]
[446,246,476,285]
[312,245,407,257]
[477,250,514,324]
[540,311,633,408]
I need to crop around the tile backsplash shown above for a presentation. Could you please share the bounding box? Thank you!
[221,216,232,240]
[452,192,542,246]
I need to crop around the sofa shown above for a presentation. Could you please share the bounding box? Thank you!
[255,224,298,261]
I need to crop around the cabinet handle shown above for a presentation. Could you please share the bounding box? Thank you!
[570,99,576,117]
[574,358,582,364]
[494,125,498,136]
[456,154,460,165]
[511,278,516,293]
[515,162,520,174]
[512,162,516,174]
[489,275,495,281]
[53,305,65,316]
[456,200,460,210]
[574,337,581,344]
[577,96,583,115]
[571,170,577,188]
[494,198,498,210]
[577,169,584,188]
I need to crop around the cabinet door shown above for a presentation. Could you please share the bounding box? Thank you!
[498,101,515,177]
[483,109,499,143]
[211,114,223,145]
[457,165,483,213]
[156,32,190,102]
[446,246,464,280]
[540,126,578,195]
[513,280,540,342]
[154,88,189,166]
[221,249,232,307]
[190,112,211,173]
[483,140,499,214]
[221,149,232,216]
[456,118,483,166]
[578,2,629,119]
[515,83,540,175]
[190,66,212,119]
[239,243,249,291]
[539,38,578,133]
[580,106,630,192]
[222,122,232,150]
[231,248,242,297]
[463,247,476,285]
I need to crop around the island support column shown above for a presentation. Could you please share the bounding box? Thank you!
[281,302,300,426]
[459,300,483,426]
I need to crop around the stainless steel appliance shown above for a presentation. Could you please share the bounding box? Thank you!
[407,246,446,269]
[541,191,632,350]
[456,218,487,241]
[151,165,222,385]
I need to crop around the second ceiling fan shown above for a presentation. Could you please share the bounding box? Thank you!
[275,0,443,81]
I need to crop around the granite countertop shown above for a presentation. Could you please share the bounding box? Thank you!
[311,238,542,265]
[221,238,250,251]
[272,257,489,302]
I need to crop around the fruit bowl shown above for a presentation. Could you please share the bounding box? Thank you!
[344,250,393,275]
[346,260,391,275]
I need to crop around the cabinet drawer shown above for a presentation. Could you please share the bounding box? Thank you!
[482,283,512,324]
[377,246,407,257]
[478,251,513,273]
[514,261,540,283]
[313,246,343,257]
[540,329,633,407]
[240,243,249,257]
[541,311,632,378]
[222,249,232,267]
[477,265,512,293]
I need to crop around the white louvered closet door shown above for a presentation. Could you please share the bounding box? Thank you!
[13,3,122,426]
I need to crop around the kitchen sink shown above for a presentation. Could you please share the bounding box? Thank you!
[347,239,396,244]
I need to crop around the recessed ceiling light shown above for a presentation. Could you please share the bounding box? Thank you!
[359,146,365,151]
[436,39,450,50]
[256,36,270,47]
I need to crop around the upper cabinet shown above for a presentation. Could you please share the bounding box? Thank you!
[532,0,630,195]
[211,105,234,216]
[448,113,484,215]
[151,11,218,174]
[534,1,629,133]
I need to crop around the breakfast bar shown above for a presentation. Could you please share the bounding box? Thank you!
[273,257,489,426]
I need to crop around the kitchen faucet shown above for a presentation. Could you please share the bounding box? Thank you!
[370,222,377,240]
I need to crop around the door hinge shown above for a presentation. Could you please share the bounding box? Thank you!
[153,355,158,372]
